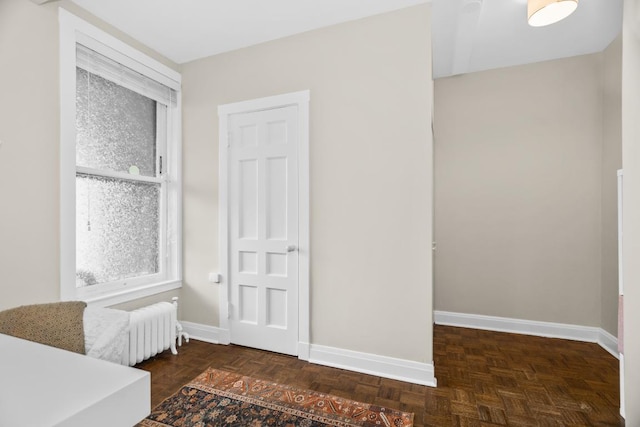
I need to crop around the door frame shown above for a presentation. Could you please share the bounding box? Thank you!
[217,90,310,360]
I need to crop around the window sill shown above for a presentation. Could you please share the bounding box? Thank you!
[81,280,182,308]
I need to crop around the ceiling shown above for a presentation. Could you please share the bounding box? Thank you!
[69,0,623,75]
[432,0,623,78]
[69,0,429,64]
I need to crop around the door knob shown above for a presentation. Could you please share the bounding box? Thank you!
[286,245,297,252]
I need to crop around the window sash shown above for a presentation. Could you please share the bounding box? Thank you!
[75,101,168,184]
[76,167,164,184]
[75,107,168,291]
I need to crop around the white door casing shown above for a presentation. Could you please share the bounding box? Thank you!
[218,91,310,358]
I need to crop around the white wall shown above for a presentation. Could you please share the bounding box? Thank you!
[0,0,59,309]
[180,4,434,363]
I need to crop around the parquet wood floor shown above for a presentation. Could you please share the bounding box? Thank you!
[136,325,624,426]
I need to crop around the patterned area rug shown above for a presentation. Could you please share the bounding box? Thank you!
[139,368,414,427]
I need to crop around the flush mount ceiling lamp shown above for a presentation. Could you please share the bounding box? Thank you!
[528,0,578,27]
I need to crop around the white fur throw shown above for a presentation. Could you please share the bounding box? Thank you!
[83,306,130,364]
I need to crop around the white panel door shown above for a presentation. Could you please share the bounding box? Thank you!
[228,106,299,355]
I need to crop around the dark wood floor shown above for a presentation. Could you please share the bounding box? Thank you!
[136,325,624,426]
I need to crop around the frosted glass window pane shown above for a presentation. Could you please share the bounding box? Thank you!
[76,68,157,176]
[76,175,160,286]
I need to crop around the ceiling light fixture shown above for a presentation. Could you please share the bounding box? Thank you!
[528,0,578,27]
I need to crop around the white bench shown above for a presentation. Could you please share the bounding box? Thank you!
[0,333,150,427]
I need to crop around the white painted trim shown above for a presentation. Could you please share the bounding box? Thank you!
[59,8,77,302]
[217,90,311,359]
[620,353,625,418]
[171,91,184,285]
[618,169,624,296]
[217,101,230,334]
[218,91,310,116]
[598,329,619,359]
[218,327,231,345]
[617,169,625,419]
[435,310,597,341]
[298,342,311,361]
[297,94,311,357]
[434,311,619,359]
[309,344,437,387]
[58,9,180,86]
[87,280,182,308]
[180,321,229,345]
[178,322,435,387]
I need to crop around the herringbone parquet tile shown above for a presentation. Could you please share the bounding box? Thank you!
[136,325,624,426]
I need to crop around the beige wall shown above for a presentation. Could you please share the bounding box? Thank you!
[181,4,434,362]
[0,0,59,309]
[2,0,433,364]
[622,0,640,422]
[434,54,609,327]
[0,0,179,311]
[601,36,623,336]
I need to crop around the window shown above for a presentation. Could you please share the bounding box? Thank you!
[60,10,182,306]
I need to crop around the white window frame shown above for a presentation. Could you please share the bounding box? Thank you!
[59,9,182,307]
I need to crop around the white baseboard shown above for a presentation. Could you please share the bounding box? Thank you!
[177,321,436,387]
[434,311,619,359]
[598,329,619,358]
[180,321,229,345]
[309,344,437,387]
